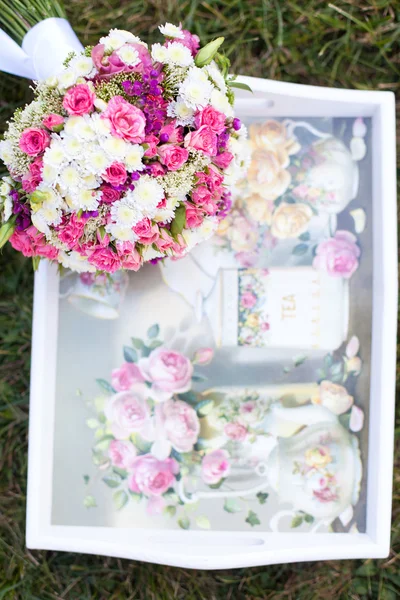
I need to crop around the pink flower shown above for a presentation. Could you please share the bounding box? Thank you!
[179,29,200,55]
[154,229,177,253]
[92,43,152,78]
[104,387,153,439]
[100,185,121,204]
[146,496,166,515]
[26,226,58,259]
[21,157,43,192]
[128,454,179,496]
[213,151,234,169]
[162,399,200,453]
[111,362,145,391]
[185,203,204,229]
[159,121,183,144]
[224,422,248,441]
[313,230,360,279]
[184,125,217,156]
[42,113,64,130]
[9,229,35,257]
[19,127,50,156]
[139,347,193,400]
[62,83,95,116]
[192,185,213,208]
[195,106,226,134]
[241,291,257,309]
[88,247,121,273]
[144,134,159,158]
[101,96,146,143]
[236,251,258,268]
[133,218,159,245]
[193,347,213,365]
[201,449,230,485]
[102,162,127,186]
[116,241,143,271]
[158,144,188,171]
[147,162,166,177]
[261,322,270,332]
[57,214,85,249]
[239,401,259,423]
[108,439,137,469]
[313,486,338,503]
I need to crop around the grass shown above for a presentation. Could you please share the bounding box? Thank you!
[0,0,399,598]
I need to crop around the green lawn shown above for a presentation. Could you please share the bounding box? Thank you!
[0,1,399,598]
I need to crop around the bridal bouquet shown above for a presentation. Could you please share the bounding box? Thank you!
[0,23,248,273]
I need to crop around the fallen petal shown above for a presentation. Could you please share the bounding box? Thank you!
[346,335,360,359]
[352,117,367,138]
[339,504,353,527]
[349,405,364,432]
[350,208,366,234]
[350,137,367,161]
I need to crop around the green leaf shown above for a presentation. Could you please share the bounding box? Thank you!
[324,354,333,369]
[83,475,90,485]
[130,433,152,454]
[148,339,163,349]
[131,337,145,350]
[86,418,99,429]
[298,231,310,242]
[224,498,242,513]
[96,379,116,394]
[84,495,97,508]
[227,81,253,93]
[196,515,211,529]
[113,490,129,510]
[303,513,315,524]
[292,243,309,256]
[178,516,190,530]
[113,466,128,480]
[123,346,138,363]
[291,515,303,528]
[245,510,261,527]
[32,256,41,271]
[192,372,207,382]
[195,399,214,417]
[102,476,120,488]
[147,323,160,339]
[293,354,307,367]
[195,37,224,67]
[170,203,186,236]
[171,448,183,462]
[163,505,176,518]
[0,215,16,249]
[178,391,198,404]
[95,434,114,452]
[256,492,269,505]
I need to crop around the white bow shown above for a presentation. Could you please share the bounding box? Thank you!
[0,17,83,81]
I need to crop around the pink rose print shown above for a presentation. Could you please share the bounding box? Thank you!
[108,439,137,470]
[19,127,50,156]
[139,348,193,401]
[162,399,200,453]
[241,291,257,309]
[101,95,146,143]
[111,362,145,392]
[193,347,213,365]
[201,449,230,485]
[224,422,248,441]
[128,454,179,496]
[313,230,360,279]
[104,386,153,439]
[146,495,166,515]
[63,84,95,116]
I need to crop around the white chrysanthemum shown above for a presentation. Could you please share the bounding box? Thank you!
[59,250,96,273]
[34,199,62,226]
[43,143,66,168]
[94,97,108,112]
[62,136,82,158]
[142,246,163,261]
[101,136,129,160]
[0,177,12,197]
[70,55,96,78]
[58,68,78,90]
[152,196,179,223]
[0,140,13,164]
[210,88,233,117]
[85,148,110,174]
[72,116,96,141]
[124,145,145,171]
[70,188,100,211]
[116,45,140,67]
[159,23,184,39]
[111,200,142,227]
[165,42,193,67]
[2,196,12,222]
[166,99,195,126]
[41,164,58,185]
[205,62,227,93]
[45,75,58,88]
[128,176,164,212]
[178,69,213,109]
[35,186,63,207]
[106,222,136,242]
[81,173,101,189]
[183,217,218,250]
[151,43,169,63]
[90,113,111,135]
[59,165,81,190]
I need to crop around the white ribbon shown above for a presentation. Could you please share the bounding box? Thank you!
[0,18,83,81]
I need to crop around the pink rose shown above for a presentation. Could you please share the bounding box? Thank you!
[159,121,183,144]
[19,127,50,156]
[104,387,154,440]
[201,449,230,485]
[26,226,58,259]
[192,185,212,207]
[100,185,121,204]
[241,291,257,309]
[239,401,259,423]
[63,83,95,116]
[57,214,85,249]
[144,134,159,157]
[158,145,189,171]
[180,29,200,55]
[88,246,121,273]
[101,96,146,143]
[147,162,166,177]
[155,229,181,254]
[42,113,64,130]
[111,362,145,391]
[139,347,193,400]
[133,218,159,245]
[193,347,213,365]
[102,162,127,186]
[116,241,143,271]
[162,399,200,453]
[128,454,179,496]
[92,42,152,78]
[146,495,166,515]
[185,203,204,229]
[313,230,360,279]
[22,157,43,192]
[236,251,258,268]
[195,106,226,134]
[184,125,217,156]
[9,229,35,257]
[213,151,234,169]
[108,439,137,469]
[224,421,248,441]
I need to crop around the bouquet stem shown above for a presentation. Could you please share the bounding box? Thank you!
[0,0,66,44]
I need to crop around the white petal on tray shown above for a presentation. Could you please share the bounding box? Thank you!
[352,117,367,138]
[346,335,360,359]
[339,504,353,527]
[349,405,364,432]
[350,137,367,161]
[350,208,366,233]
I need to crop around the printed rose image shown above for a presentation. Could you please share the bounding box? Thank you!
[104,386,153,439]
[139,347,193,400]
[249,120,300,162]
[313,380,354,415]
[162,399,200,453]
[193,347,213,365]
[270,202,313,239]
[247,148,291,201]
[108,439,137,470]
[111,362,144,392]
[304,446,332,469]
[244,193,274,225]
[217,210,258,253]
[239,400,261,424]
[224,421,248,441]
[313,230,360,278]
[128,454,179,496]
[201,449,230,485]
[241,291,257,309]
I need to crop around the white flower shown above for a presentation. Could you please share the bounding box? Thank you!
[70,55,96,78]
[152,195,179,223]
[70,188,100,211]
[116,45,140,67]
[85,148,110,174]
[0,140,13,164]
[0,177,12,197]
[205,62,227,93]
[151,43,169,63]
[81,174,101,189]
[62,136,81,158]
[165,42,193,67]
[2,196,12,222]
[90,113,111,135]
[94,98,108,112]
[73,116,96,141]
[99,30,128,52]
[128,176,164,213]
[31,211,51,235]
[58,68,78,90]
[178,69,213,109]
[142,246,163,261]
[59,165,81,191]
[210,88,233,117]
[124,145,145,171]
[43,143,66,168]
[41,163,58,185]
[111,199,142,228]
[159,23,184,39]
[106,222,136,242]
[35,199,62,226]
[101,136,129,160]
[166,99,195,126]
[59,250,96,273]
